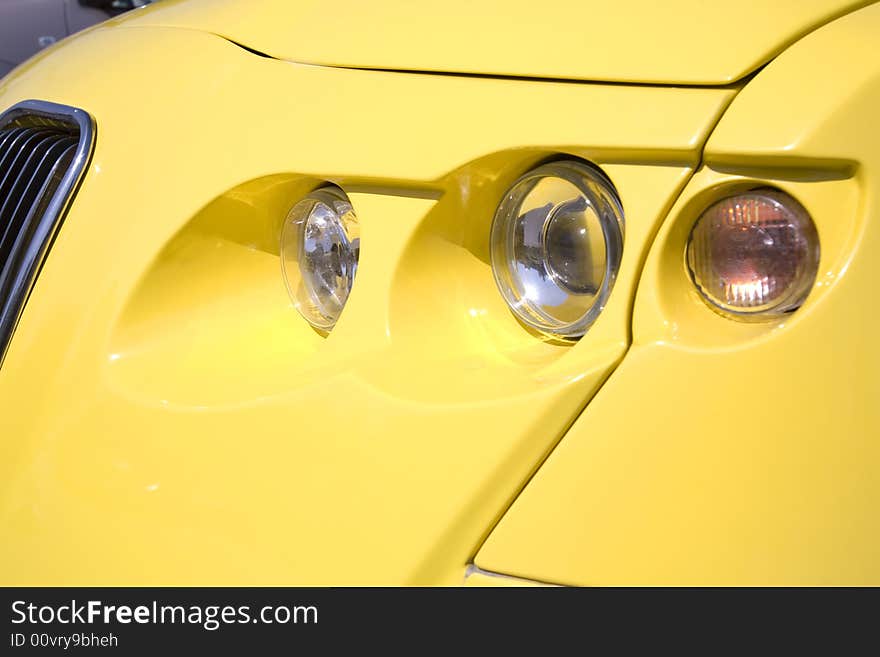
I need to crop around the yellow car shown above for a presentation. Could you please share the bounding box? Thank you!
[0,0,877,586]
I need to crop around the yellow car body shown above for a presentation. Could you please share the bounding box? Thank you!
[0,0,877,585]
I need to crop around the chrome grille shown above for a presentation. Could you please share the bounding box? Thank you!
[0,100,94,365]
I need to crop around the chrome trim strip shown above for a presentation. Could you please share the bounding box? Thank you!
[464,563,560,586]
[0,99,95,366]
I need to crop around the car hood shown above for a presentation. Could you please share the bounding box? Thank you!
[119,0,871,85]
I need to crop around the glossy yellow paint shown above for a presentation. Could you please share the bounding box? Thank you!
[476,3,880,585]
[0,25,733,584]
[120,0,872,85]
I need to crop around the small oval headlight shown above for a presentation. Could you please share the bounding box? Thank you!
[490,160,624,339]
[281,187,360,331]
[686,189,819,320]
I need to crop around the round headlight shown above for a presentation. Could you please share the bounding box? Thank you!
[281,187,360,331]
[490,160,624,339]
[686,189,819,320]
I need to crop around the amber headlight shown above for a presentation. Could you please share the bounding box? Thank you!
[281,187,360,331]
[686,189,819,320]
[490,160,624,339]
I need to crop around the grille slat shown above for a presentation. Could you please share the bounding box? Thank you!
[0,130,56,194]
[0,132,68,220]
[0,127,27,153]
[0,142,78,308]
[7,138,78,226]
[0,100,93,366]
[0,135,77,260]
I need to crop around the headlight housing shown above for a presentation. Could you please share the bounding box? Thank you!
[490,160,624,339]
[686,189,819,320]
[281,187,360,331]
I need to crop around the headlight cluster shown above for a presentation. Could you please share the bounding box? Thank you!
[279,161,625,339]
[279,167,820,336]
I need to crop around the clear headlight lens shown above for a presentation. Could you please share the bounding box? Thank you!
[490,160,624,339]
[686,189,819,320]
[281,187,360,331]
